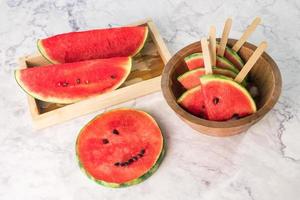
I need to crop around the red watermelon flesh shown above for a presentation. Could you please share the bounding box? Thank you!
[177,86,207,118]
[76,109,164,187]
[38,26,148,64]
[184,53,239,73]
[177,67,237,89]
[200,75,256,121]
[15,57,131,104]
[184,53,205,70]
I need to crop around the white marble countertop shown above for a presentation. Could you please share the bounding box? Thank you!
[1,0,300,199]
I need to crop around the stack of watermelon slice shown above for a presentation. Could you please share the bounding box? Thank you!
[177,44,257,121]
[15,26,149,104]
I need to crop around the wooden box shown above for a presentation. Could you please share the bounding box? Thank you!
[19,19,171,129]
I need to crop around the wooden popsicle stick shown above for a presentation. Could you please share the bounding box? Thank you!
[217,18,232,57]
[208,26,216,66]
[234,41,268,83]
[232,17,261,52]
[200,38,213,75]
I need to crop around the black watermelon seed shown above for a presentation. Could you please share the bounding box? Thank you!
[213,97,219,105]
[114,162,120,166]
[128,159,134,164]
[102,139,109,144]
[62,82,68,87]
[110,75,116,79]
[85,80,89,84]
[120,162,125,167]
[138,153,143,158]
[133,156,138,161]
[76,78,81,84]
[124,162,129,166]
[232,113,240,120]
[112,129,119,135]
[140,149,145,154]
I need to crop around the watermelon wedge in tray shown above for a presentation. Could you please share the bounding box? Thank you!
[15,57,132,104]
[38,26,148,64]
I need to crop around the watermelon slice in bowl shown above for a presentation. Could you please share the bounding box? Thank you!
[200,74,256,121]
[177,85,207,118]
[177,67,238,89]
[76,108,165,188]
[15,57,132,104]
[38,26,148,64]
[184,52,239,73]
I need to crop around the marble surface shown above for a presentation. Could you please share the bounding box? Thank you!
[1,0,300,199]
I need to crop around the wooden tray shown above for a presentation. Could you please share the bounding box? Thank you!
[19,19,171,129]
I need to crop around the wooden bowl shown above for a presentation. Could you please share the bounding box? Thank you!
[161,39,282,137]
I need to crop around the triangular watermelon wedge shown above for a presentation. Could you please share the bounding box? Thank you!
[200,75,256,121]
[38,26,148,64]
[184,53,239,73]
[177,85,207,118]
[177,67,238,89]
[15,57,132,104]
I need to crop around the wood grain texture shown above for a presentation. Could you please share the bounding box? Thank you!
[208,26,216,66]
[161,39,282,137]
[18,19,171,129]
[217,18,232,57]
[235,41,268,83]
[200,38,212,74]
[232,17,261,52]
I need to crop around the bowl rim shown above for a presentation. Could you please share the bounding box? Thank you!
[161,39,282,128]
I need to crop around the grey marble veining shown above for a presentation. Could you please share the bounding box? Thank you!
[1,0,300,199]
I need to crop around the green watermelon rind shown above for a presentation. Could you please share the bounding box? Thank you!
[37,26,148,64]
[14,57,132,104]
[184,53,239,73]
[177,67,247,88]
[177,85,201,103]
[200,74,256,112]
[75,109,166,188]
[184,52,203,63]
[37,39,58,64]
[177,67,236,81]
[216,56,239,74]
[225,46,244,69]
[130,26,149,57]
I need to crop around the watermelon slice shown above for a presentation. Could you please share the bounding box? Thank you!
[38,26,148,64]
[200,75,256,121]
[224,46,244,70]
[15,57,132,104]
[177,86,207,118]
[184,53,239,73]
[76,108,165,188]
[177,67,237,89]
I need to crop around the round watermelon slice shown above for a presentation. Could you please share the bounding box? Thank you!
[200,75,256,121]
[177,67,238,89]
[15,57,132,104]
[177,85,207,118]
[184,53,239,73]
[76,109,165,188]
[38,26,148,64]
